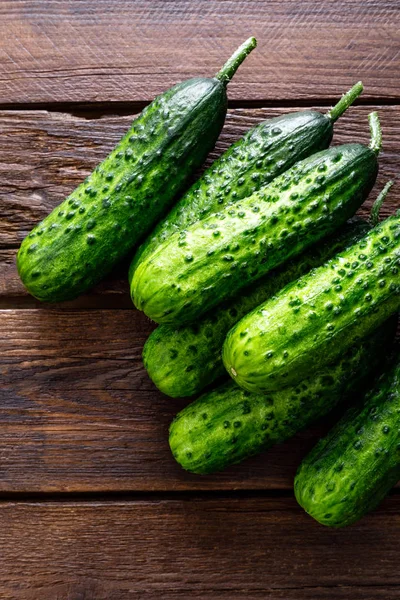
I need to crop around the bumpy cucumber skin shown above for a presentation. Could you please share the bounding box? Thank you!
[132,144,378,324]
[223,212,400,394]
[129,110,333,279]
[143,218,371,398]
[17,78,227,302]
[295,351,400,528]
[169,319,397,474]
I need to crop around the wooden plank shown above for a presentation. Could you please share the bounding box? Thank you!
[0,307,314,491]
[0,307,391,492]
[1,309,152,390]
[2,495,400,598]
[0,1,399,105]
[1,105,400,307]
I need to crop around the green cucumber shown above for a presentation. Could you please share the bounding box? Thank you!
[169,318,397,474]
[144,217,371,398]
[17,38,257,302]
[130,82,364,279]
[295,349,400,527]
[223,179,400,394]
[132,112,380,325]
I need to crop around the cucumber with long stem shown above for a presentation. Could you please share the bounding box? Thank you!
[17,38,257,302]
[133,112,381,325]
[130,82,364,279]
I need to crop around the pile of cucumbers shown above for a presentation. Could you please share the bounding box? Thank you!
[17,37,400,528]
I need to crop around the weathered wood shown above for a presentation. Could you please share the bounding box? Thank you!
[0,307,315,491]
[1,105,399,308]
[0,301,296,492]
[0,308,392,492]
[1,308,151,388]
[1,1,399,105]
[1,495,400,598]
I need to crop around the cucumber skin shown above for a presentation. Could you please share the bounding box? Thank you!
[169,318,397,474]
[129,110,333,279]
[295,350,400,528]
[143,218,371,398]
[17,78,227,302]
[132,143,378,324]
[223,211,400,394]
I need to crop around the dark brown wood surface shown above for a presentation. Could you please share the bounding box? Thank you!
[0,306,394,493]
[1,1,400,597]
[3,495,400,599]
[1,0,399,105]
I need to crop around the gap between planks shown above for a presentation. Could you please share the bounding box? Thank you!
[1,97,400,119]
[0,486,398,504]
[0,488,296,503]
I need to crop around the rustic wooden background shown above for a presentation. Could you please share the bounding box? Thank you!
[1,1,400,598]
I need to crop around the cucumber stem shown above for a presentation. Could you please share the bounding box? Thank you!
[370,180,393,226]
[326,81,364,123]
[369,111,382,154]
[216,37,257,85]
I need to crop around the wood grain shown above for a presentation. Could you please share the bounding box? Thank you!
[1,105,400,307]
[0,307,388,492]
[1,495,400,599]
[0,385,321,493]
[1,1,399,105]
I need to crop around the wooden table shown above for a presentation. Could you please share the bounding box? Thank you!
[1,1,400,597]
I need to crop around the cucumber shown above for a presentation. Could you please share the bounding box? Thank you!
[17,38,257,302]
[295,349,400,527]
[144,217,371,398]
[169,318,397,474]
[132,112,380,325]
[130,82,363,279]
[223,179,400,395]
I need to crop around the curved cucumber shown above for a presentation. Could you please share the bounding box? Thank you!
[223,189,400,395]
[132,114,380,325]
[130,82,363,279]
[144,218,371,398]
[169,318,397,474]
[295,350,400,527]
[17,38,256,302]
